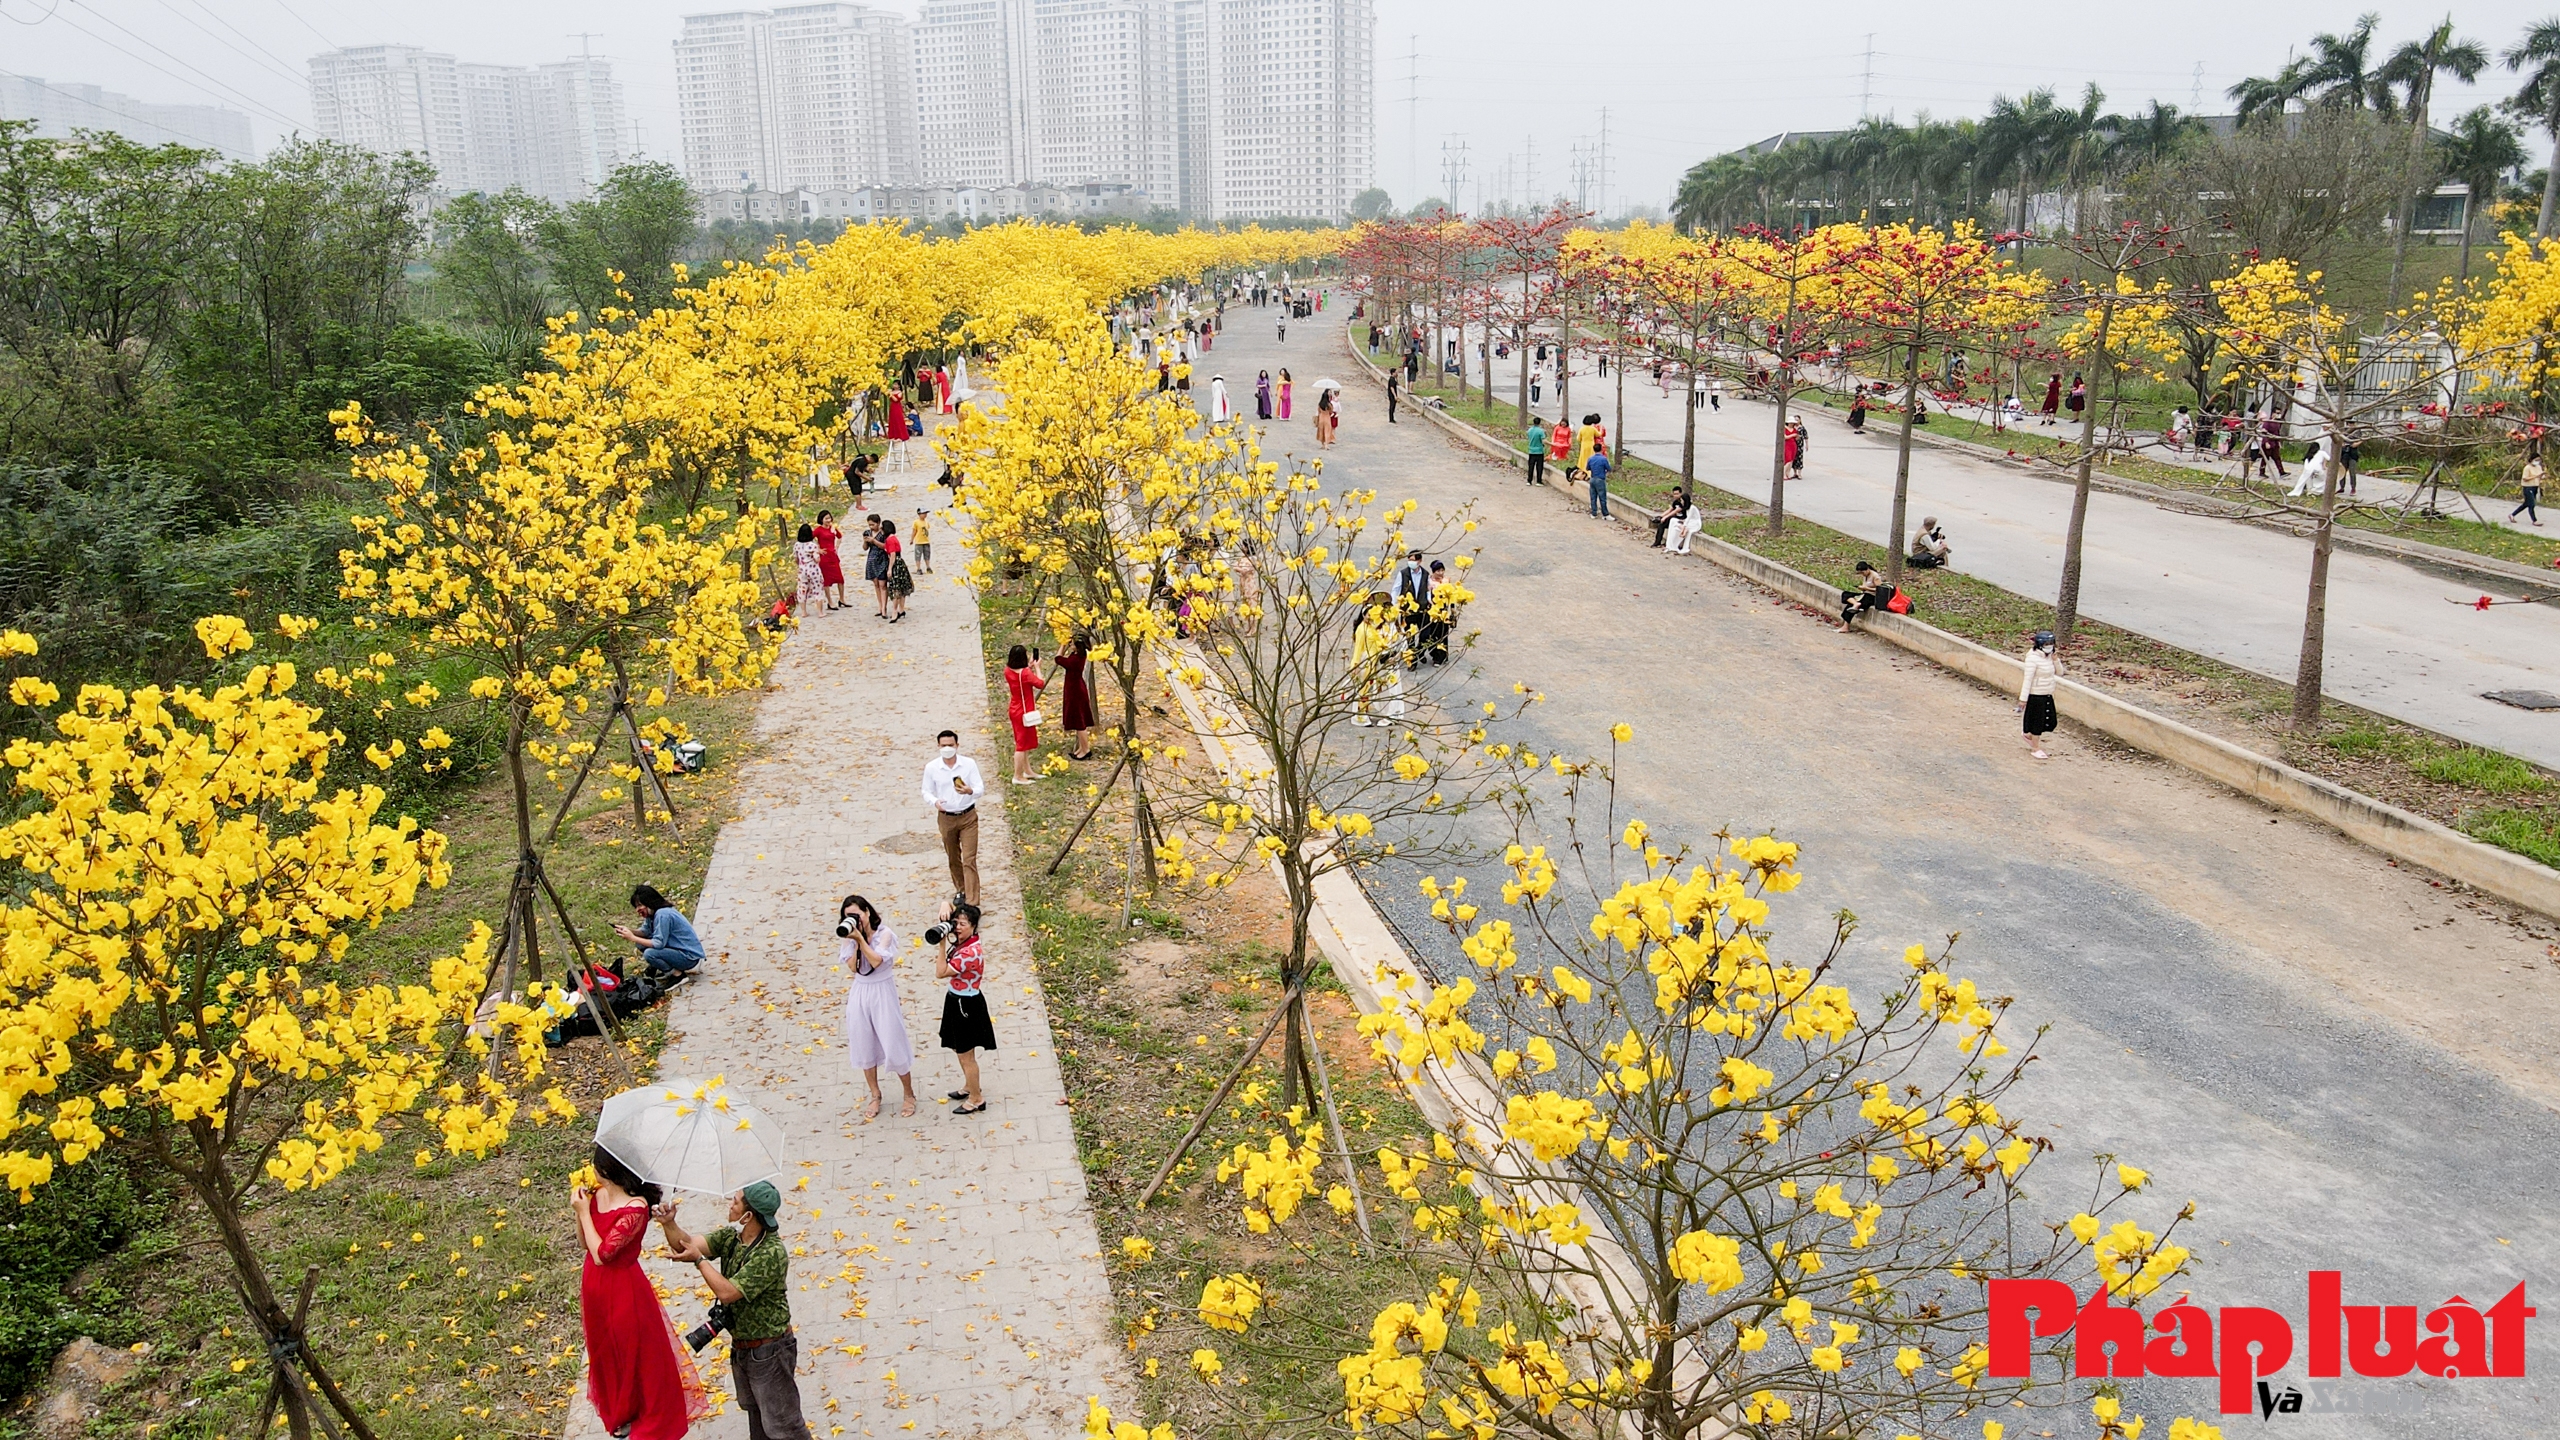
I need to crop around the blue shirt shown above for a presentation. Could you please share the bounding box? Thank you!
[1586,451,1611,485]
[642,907,705,966]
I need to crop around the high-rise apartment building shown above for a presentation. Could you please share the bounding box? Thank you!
[680,0,1369,221]
[674,6,918,194]
[1169,0,1209,216]
[309,45,467,183]
[1007,0,1176,205]
[1201,0,1372,221]
[310,46,623,201]
[0,75,254,159]
[914,0,1019,188]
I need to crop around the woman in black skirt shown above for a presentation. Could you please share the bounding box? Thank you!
[934,904,995,1114]
[2018,629,2062,759]
[862,516,891,617]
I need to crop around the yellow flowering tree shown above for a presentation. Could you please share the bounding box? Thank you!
[2213,258,2511,728]
[1176,744,2208,1440]
[946,297,1226,892]
[2046,223,2192,643]
[1132,457,1532,1226]
[1615,221,1743,484]
[0,623,559,1440]
[335,361,778,1008]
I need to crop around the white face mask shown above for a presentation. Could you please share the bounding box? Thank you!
[939,746,958,762]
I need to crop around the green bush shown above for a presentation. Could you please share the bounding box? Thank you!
[0,1151,152,1402]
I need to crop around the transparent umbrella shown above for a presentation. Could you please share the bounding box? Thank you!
[595,1074,787,1197]
[1311,376,1344,397]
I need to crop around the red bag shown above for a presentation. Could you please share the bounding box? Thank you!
[1885,589,1913,615]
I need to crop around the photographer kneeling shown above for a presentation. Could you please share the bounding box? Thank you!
[657,1182,808,1440]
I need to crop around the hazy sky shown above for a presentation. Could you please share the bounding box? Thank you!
[4,0,2557,209]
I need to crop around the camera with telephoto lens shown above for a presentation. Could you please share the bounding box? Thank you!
[922,923,950,946]
[685,1302,734,1352]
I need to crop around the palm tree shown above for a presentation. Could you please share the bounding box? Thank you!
[1981,89,2063,238]
[2229,62,2309,124]
[2300,14,2389,110]
[2441,106,2526,275]
[2504,18,2560,243]
[2104,101,2207,179]
[2048,84,2110,227]
[2380,19,2489,304]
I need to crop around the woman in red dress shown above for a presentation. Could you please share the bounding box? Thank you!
[887,393,913,469]
[814,510,846,611]
[1004,643,1047,782]
[1057,632,1097,761]
[576,1146,705,1440]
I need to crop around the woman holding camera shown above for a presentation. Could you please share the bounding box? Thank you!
[837,895,916,1119]
[934,903,996,1115]
[575,1146,707,1440]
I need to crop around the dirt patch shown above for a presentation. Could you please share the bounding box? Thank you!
[872,829,942,855]
[1115,938,1193,1010]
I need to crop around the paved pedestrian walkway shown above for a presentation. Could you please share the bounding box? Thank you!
[567,482,1121,1438]
[1497,336,2560,769]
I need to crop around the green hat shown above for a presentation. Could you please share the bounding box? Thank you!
[741,1180,781,1227]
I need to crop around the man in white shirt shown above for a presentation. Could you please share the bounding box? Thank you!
[921,728,983,906]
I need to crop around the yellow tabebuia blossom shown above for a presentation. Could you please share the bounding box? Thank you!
[1198,1273,1262,1332]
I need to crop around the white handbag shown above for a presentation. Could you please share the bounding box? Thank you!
[1020,708,1043,728]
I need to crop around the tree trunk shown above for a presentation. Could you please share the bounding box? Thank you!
[2540,116,2560,247]
[503,701,542,982]
[2458,205,2476,280]
[2386,84,2433,312]
[1557,316,1574,439]
[2293,434,2342,730]
[1516,324,1532,424]
[1278,873,1313,1110]
[1767,364,1792,536]
[2054,301,2116,644]
[1681,334,1699,483]
[1766,284,1798,537]
[1886,343,1922,585]
[1613,314,1627,470]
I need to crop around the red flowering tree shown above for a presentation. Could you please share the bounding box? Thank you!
[1472,206,1584,425]
[1834,224,2049,582]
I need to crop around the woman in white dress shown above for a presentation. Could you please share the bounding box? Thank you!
[1209,374,1232,423]
[838,895,915,1119]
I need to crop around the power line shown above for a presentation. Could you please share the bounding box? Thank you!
[148,0,307,91]
[261,0,333,53]
[53,0,301,130]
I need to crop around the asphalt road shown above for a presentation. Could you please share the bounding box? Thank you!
[1404,321,2560,770]
[1205,305,2560,1434]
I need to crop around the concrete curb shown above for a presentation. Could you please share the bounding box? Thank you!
[1342,322,2560,921]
